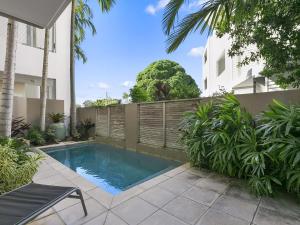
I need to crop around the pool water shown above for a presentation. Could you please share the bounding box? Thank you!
[46,143,180,195]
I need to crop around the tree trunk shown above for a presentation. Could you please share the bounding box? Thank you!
[70,0,77,137]
[39,28,49,131]
[0,19,18,137]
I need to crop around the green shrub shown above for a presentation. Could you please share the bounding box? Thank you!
[45,126,58,143]
[180,94,300,197]
[257,100,300,195]
[180,94,253,176]
[0,137,42,194]
[77,119,95,140]
[48,113,65,123]
[26,127,46,146]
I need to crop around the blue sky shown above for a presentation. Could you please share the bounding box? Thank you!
[75,0,209,104]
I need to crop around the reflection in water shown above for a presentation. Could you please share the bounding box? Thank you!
[47,143,180,195]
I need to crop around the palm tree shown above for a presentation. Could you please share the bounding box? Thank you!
[39,28,49,131]
[69,0,115,137]
[163,0,256,53]
[0,19,18,137]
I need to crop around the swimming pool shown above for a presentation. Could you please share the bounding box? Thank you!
[45,143,180,195]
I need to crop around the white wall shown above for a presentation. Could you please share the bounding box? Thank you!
[202,33,267,96]
[0,4,71,117]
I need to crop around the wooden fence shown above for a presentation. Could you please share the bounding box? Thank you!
[77,90,300,161]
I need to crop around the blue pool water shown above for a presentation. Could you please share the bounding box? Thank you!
[46,143,180,195]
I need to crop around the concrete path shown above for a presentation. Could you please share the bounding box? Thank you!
[29,152,300,225]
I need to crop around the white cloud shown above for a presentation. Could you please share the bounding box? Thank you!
[145,0,170,15]
[188,46,205,57]
[97,82,110,89]
[188,0,204,9]
[145,5,156,15]
[121,81,134,87]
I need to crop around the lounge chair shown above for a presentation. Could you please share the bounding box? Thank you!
[0,183,87,225]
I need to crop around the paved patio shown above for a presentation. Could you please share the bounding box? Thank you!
[29,148,300,225]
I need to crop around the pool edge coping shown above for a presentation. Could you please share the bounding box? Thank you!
[34,141,191,206]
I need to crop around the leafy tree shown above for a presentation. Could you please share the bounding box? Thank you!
[218,0,300,88]
[130,86,149,103]
[130,60,200,102]
[83,100,94,107]
[163,0,300,88]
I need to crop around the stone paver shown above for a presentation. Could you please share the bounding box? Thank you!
[112,197,157,225]
[86,187,113,209]
[29,147,300,225]
[183,186,220,206]
[58,198,107,225]
[260,193,300,218]
[29,213,65,225]
[212,195,257,222]
[175,171,202,184]
[196,177,230,194]
[253,206,300,225]
[139,210,188,225]
[139,186,176,207]
[163,196,208,224]
[158,177,192,195]
[196,209,250,225]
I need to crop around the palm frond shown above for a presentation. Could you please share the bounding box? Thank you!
[164,0,259,53]
[163,0,186,35]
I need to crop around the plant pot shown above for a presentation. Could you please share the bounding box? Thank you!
[49,122,66,141]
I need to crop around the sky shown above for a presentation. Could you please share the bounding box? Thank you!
[75,0,209,104]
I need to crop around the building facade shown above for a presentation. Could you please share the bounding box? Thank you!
[0,4,71,123]
[202,32,281,97]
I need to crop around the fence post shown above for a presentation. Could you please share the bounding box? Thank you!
[107,106,111,137]
[163,102,166,147]
[137,104,140,143]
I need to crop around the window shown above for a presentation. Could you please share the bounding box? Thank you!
[25,23,56,52]
[204,50,207,63]
[217,52,225,76]
[204,78,207,90]
[26,25,36,47]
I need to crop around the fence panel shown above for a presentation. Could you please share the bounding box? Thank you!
[95,108,109,137]
[110,105,125,140]
[165,100,199,149]
[139,103,164,147]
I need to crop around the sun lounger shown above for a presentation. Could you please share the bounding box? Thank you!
[0,183,87,225]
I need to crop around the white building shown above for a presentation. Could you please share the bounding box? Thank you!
[0,4,71,119]
[202,33,281,96]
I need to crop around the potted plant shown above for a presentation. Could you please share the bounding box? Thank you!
[48,113,66,141]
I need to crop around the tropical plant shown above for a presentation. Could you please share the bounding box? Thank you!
[179,94,300,196]
[11,117,31,137]
[130,60,200,102]
[257,100,300,195]
[26,127,46,146]
[48,113,65,123]
[163,0,252,53]
[0,137,42,194]
[39,28,50,132]
[70,0,115,137]
[77,118,95,139]
[0,19,18,137]
[180,94,254,174]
